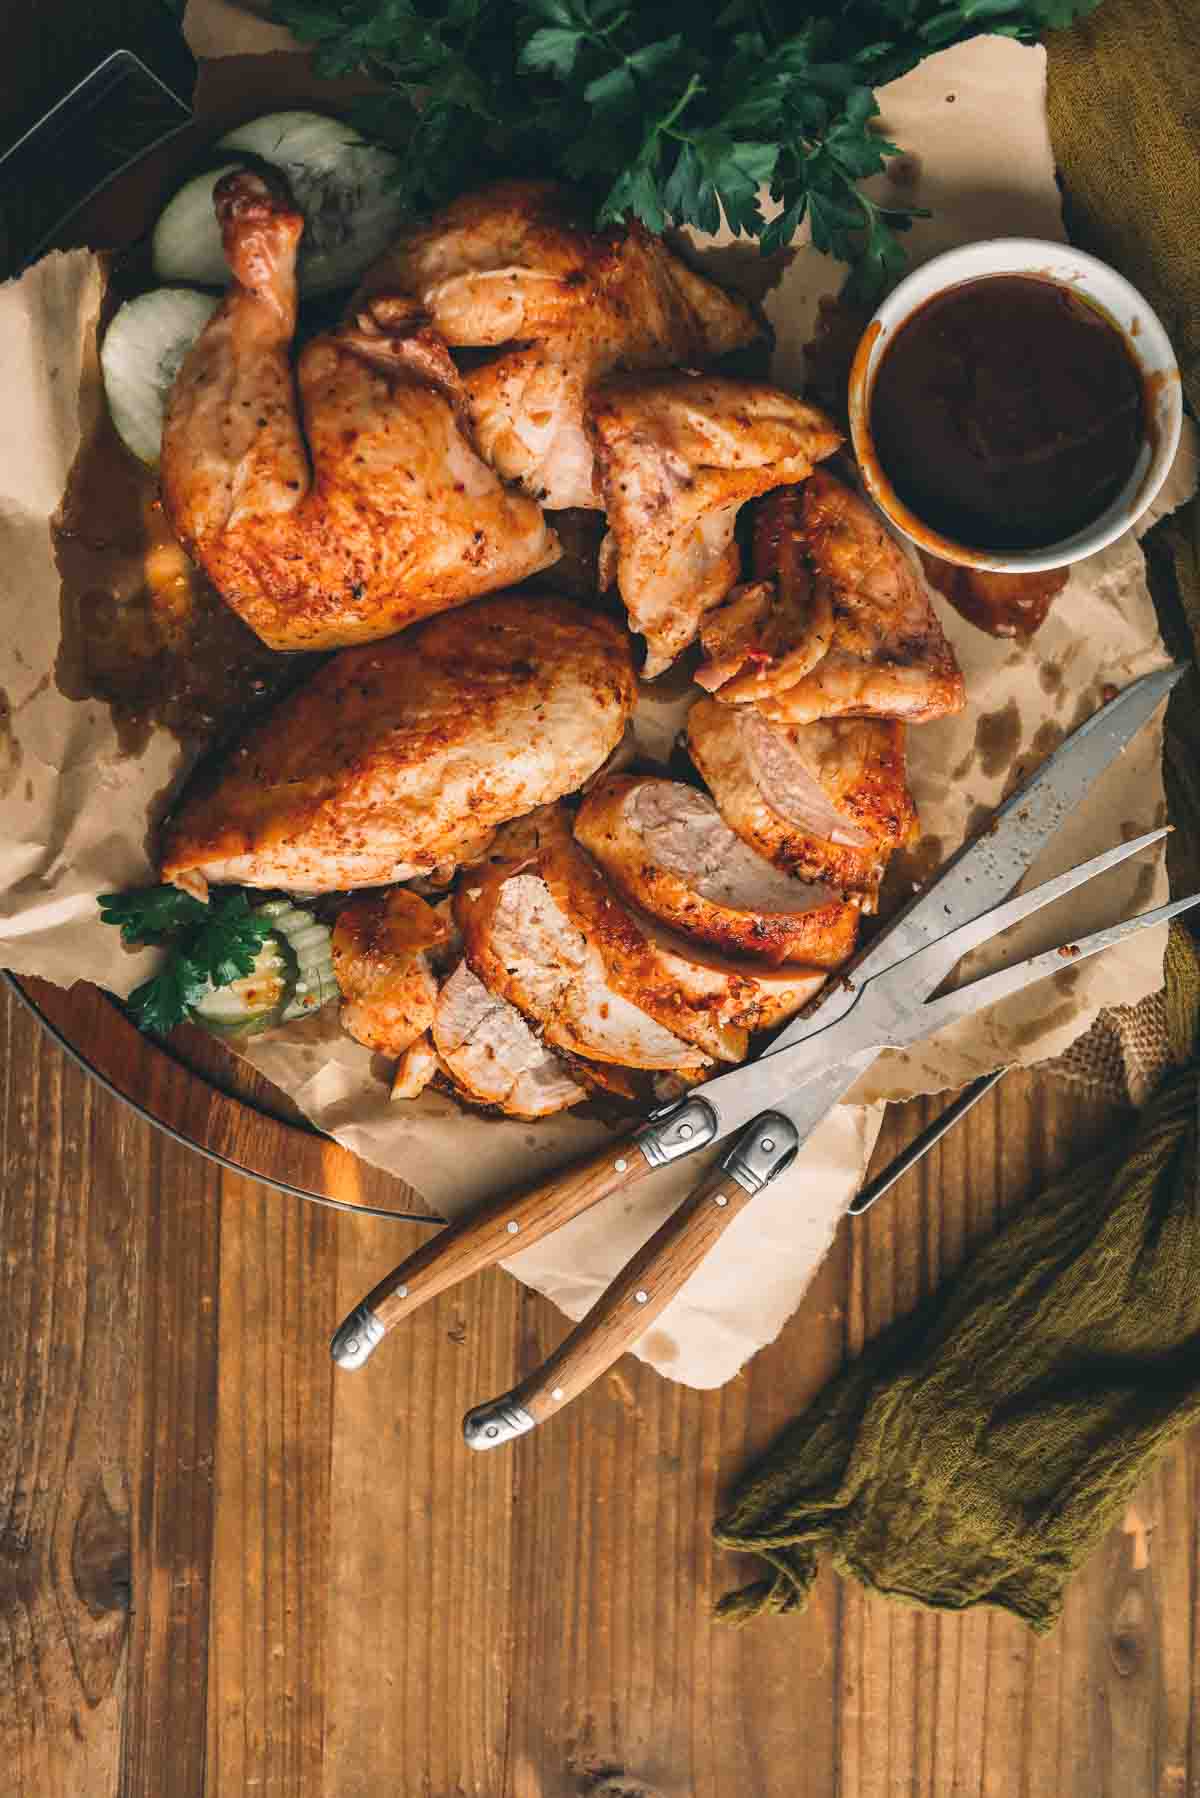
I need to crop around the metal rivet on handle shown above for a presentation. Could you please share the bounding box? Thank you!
[507,1220,520,1234]
[344,1338,359,1354]
[635,1290,648,1304]
[761,1138,775,1153]
[552,1387,564,1401]
[679,1123,693,1139]
[714,1195,728,1208]
[397,1285,408,1299]
[486,1425,499,1439]
[614,1158,628,1172]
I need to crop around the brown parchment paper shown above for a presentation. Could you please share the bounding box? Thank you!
[0,30,1194,1389]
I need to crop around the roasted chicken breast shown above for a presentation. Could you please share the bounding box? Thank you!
[457,815,709,1073]
[332,888,447,1057]
[587,373,841,675]
[161,593,636,895]
[161,172,559,651]
[431,961,586,1119]
[356,179,764,510]
[574,775,859,969]
[710,474,965,724]
[687,697,918,908]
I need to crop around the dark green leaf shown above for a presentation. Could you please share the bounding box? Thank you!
[98,885,208,947]
[521,25,585,76]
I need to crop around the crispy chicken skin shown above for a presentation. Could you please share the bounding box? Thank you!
[356,179,765,510]
[161,593,636,895]
[587,373,842,675]
[160,172,559,651]
[716,474,965,725]
[574,775,859,969]
[687,697,918,909]
[333,888,447,1057]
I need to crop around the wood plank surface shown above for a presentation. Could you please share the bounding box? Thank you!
[2,9,1199,1796]
[4,972,1198,1798]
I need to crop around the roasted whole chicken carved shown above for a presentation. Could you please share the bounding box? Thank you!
[161,593,635,896]
[356,179,765,511]
[161,172,560,651]
[699,472,965,723]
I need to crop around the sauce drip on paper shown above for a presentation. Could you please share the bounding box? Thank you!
[53,410,301,759]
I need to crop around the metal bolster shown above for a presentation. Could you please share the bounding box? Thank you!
[634,1094,719,1168]
[329,1302,386,1370]
[462,1395,536,1450]
[720,1111,800,1195]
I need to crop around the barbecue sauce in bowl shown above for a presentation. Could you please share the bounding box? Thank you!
[869,275,1144,553]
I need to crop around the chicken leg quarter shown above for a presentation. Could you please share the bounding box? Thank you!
[161,171,559,652]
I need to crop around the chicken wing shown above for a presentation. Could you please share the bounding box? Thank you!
[574,775,859,969]
[160,592,635,895]
[357,180,764,509]
[587,373,842,676]
[161,172,559,651]
[687,696,918,908]
[724,474,965,725]
[332,888,447,1057]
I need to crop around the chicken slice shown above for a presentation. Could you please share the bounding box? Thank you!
[587,374,841,675]
[431,961,585,1120]
[458,866,708,1072]
[574,775,860,969]
[357,180,764,509]
[332,889,446,1056]
[687,697,918,909]
[160,592,635,895]
[391,1035,439,1100]
[744,475,966,725]
[160,172,559,652]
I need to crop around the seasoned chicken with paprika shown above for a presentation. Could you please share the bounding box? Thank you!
[587,373,841,675]
[687,697,918,908]
[161,593,635,896]
[333,888,448,1057]
[161,171,558,651]
[356,179,764,510]
[699,474,964,723]
[574,775,859,969]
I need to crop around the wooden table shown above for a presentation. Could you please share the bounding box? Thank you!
[3,13,1199,1797]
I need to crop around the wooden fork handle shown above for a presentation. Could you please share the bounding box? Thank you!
[462,1111,799,1448]
[330,1096,719,1370]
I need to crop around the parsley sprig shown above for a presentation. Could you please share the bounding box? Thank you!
[271,0,1103,297]
[99,886,275,1035]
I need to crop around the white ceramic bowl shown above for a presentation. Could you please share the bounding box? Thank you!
[847,238,1183,572]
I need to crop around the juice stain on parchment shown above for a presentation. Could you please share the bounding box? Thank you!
[0,687,22,800]
[52,408,304,766]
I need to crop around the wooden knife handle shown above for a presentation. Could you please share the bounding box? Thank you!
[331,1131,658,1370]
[461,1112,798,1448]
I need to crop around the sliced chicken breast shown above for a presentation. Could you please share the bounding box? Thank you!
[332,888,446,1056]
[431,961,585,1119]
[458,863,708,1072]
[687,697,918,909]
[161,593,635,895]
[574,775,860,968]
[391,1034,439,1100]
[741,475,966,725]
[587,373,841,674]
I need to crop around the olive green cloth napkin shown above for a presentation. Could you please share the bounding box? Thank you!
[716,0,1200,1633]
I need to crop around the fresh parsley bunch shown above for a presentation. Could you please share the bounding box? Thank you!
[99,886,274,1034]
[272,0,1103,295]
